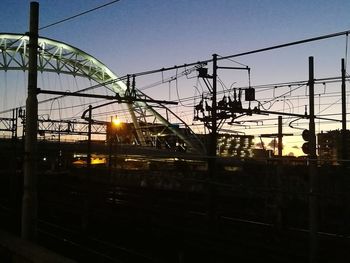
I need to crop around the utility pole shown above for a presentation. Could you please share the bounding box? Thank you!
[82,105,92,231]
[308,56,318,263]
[207,54,218,229]
[278,116,283,157]
[276,115,283,230]
[22,1,39,241]
[341,58,347,165]
[87,105,92,170]
[210,54,218,164]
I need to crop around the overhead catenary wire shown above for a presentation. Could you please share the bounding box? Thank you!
[217,54,249,68]
[39,0,121,31]
[3,73,348,122]
[2,27,350,144]
[129,29,350,78]
[164,83,350,108]
[138,75,349,109]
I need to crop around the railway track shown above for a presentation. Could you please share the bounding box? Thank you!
[37,219,161,263]
[1,170,349,262]
[36,180,350,263]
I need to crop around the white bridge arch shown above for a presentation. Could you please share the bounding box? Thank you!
[0,33,205,153]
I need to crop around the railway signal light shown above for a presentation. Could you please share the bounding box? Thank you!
[245,87,255,101]
[302,129,310,154]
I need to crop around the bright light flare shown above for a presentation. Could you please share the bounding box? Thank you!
[112,116,121,127]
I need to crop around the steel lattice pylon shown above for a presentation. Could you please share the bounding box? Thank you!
[0,33,205,153]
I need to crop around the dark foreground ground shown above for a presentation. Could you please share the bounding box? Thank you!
[0,161,350,263]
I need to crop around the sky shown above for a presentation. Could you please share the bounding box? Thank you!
[1,0,350,156]
[2,0,350,74]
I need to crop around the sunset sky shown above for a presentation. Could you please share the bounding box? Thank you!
[1,0,350,156]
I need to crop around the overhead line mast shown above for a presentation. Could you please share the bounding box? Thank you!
[22,1,39,241]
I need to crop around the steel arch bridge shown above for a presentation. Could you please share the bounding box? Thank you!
[0,33,205,153]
